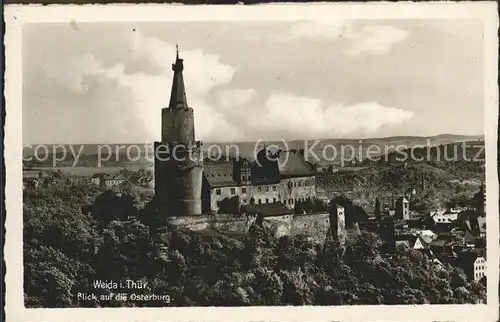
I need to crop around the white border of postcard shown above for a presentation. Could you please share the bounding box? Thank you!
[4,2,500,321]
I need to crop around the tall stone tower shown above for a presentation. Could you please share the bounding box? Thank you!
[329,203,346,246]
[154,46,203,215]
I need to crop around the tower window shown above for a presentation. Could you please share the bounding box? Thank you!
[265,186,269,192]
[258,199,262,204]
[266,198,269,203]
[272,186,277,191]
[231,188,236,194]
[258,187,262,192]
[216,189,221,195]
[242,187,247,194]
[273,198,276,203]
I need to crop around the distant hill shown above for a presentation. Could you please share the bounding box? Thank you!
[23,134,485,168]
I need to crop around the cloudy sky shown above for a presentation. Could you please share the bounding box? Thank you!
[23,19,484,144]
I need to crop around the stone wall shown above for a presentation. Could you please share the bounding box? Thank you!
[167,212,332,244]
[290,213,330,243]
[208,176,317,213]
[166,213,257,232]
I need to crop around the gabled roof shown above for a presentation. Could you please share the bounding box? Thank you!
[277,150,316,178]
[419,234,434,244]
[204,160,238,188]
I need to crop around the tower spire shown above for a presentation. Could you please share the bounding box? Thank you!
[169,44,188,109]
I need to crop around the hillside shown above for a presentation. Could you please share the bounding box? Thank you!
[361,140,485,177]
[316,160,483,213]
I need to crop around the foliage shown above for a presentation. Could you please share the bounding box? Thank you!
[24,177,486,307]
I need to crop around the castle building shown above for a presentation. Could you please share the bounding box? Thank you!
[203,149,317,215]
[154,49,348,245]
[155,48,317,217]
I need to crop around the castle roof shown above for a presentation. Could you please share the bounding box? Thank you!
[204,160,239,188]
[277,150,316,178]
[168,45,189,109]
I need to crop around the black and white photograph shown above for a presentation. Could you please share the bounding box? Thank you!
[4,3,499,321]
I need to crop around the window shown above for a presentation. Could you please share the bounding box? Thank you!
[258,199,262,204]
[231,188,236,194]
[258,186,262,192]
[216,189,221,195]
[294,182,297,187]
[243,199,247,203]
[272,186,277,191]
[298,181,302,187]
[265,186,269,192]
[273,198,276,203]
[242,187,247,194]
[266,198,269,204]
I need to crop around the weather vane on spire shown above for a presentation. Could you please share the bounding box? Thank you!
[176,43,179,59]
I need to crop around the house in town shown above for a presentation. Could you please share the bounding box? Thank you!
[457,250,487,281]
[91,173,126,188]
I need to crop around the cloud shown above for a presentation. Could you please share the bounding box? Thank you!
[53,32,241,142]
[244,91,414,140]
[217,88,257,107]
[277,20,409,56]
[346,26,410,56]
